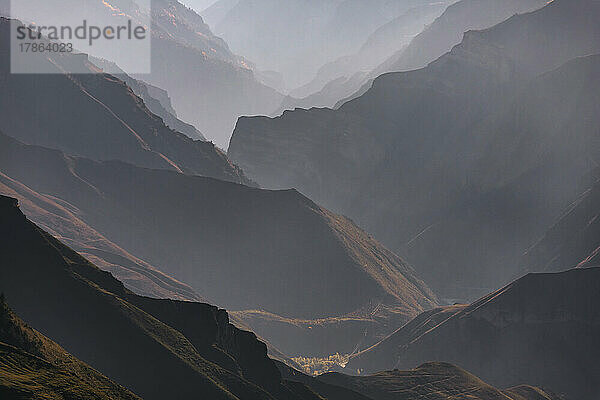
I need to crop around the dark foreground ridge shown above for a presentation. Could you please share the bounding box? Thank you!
[0,194,322,400]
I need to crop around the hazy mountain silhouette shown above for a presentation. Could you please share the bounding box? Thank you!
[0,194,332,400]
[0,295,140,399]
[207,0,442,90]
[278,2,450,113]
[288,2,450,101]
[311,0,547,111]
[4,0,284,148]
[229,0,600,299]
[346,267,600,399]
[375,0,547,75]
[146,0,285,148]
[0,18,250,185]
[0,131,437,358]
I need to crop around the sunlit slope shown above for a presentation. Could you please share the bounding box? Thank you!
[0,297,140,400]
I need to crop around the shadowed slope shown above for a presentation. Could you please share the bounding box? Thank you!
[347,267,600,399]
[0,173,203,302]
[521,176,600,272]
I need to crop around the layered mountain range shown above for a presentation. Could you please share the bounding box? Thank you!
[229,0,600,299]
[288,2,450,99]
[375,0,548,75]
[0,128,439,358]
[146,0,284,147]
[0,194,558,400]
[1,0,599,396]
[0,130,437,318]
[0,12,447,358]
[284,0,547,113]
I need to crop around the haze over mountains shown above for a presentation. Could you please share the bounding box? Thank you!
[375,0,548,75]
[279,1,451,111]
[230,0,600,299]
[205,0,448,91]
[280,0,546,113]
[1,0,600,397]
[0,124,438,358]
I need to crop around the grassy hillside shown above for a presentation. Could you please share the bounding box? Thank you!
[0,295,139,399]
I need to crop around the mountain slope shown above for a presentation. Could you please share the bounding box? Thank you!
[0,194,327,400]
[0,297,140,400]
[0,17,250,185]
[229,0,600,299]
[346,267,600,399]
[0,131,437,358]
[147,0,284,148]
[0,172,203,302]
[90,57,206,142]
